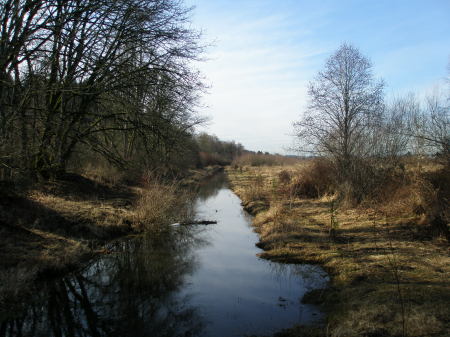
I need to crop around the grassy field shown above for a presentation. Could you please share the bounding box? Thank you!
[226,163,449,337]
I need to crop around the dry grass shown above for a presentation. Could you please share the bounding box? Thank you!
[226,163,450,337]
[80,161,126,186]
[134,183,178,229]
[134,171,194,230]
[0,169,199,306]
[232,153,304,167]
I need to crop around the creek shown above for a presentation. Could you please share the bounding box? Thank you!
[0,173,328,337]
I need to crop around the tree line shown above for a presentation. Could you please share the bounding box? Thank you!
[0,0,209,180]
[195,132,244,166]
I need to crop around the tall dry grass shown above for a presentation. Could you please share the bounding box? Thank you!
[232,153,302,167]
[134,171,193,230]
[226,160,450,337]
[288,158,335,199]
[278,156,449,236]
[231,155,449,241]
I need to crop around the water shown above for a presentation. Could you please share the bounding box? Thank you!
[0,173,328,337]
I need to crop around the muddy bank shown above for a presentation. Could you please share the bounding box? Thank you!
[226,166,450,337]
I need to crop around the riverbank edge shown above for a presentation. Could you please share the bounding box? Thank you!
[225,168,330,337]
[0,166,223,311]
[225,166,450,337]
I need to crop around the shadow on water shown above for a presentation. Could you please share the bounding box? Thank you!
[0,172,329,337]
[0,230,207,337]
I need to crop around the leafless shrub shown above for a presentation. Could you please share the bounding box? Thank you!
[134,171,192,230]
[290,158,335,199]
[410,93,449,166]
[278,170,292,185]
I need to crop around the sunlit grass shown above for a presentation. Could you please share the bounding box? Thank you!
[226,164,450,337]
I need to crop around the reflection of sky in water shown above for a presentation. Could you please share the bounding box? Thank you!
[1,174,328,337]
[178,179,328,337]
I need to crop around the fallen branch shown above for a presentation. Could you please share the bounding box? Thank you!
[180,220,217,226]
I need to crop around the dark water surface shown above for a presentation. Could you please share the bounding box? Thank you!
[0,174,328,337]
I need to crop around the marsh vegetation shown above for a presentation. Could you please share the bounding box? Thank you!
[0,1,448,336]
[0,173,330,337]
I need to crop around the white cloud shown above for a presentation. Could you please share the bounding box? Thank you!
[191,6,326,153]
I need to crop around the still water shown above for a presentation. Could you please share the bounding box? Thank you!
[0,173,328,337]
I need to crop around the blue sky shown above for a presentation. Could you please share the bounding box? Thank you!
[187,0,450,153]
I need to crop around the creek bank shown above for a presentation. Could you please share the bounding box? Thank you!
[0,167,220,307]
[241,199,269,216]
[180,165,224,186]
[1,170,328,337]
[226,166,450,337]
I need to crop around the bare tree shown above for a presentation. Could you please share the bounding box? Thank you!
[381,93,419,160]
[408,92,449,165]
[294,43,384,197]
[0,0,206,179]
[0,0,53,175]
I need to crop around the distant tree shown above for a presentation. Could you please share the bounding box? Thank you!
[379,94,417,161]
[195,133,243,166]
[294,43,384,187]
[408,92,450,165]
[383,87,449,167]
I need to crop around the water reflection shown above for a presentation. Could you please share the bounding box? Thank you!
[0,173,329,337]
[195,172,228,201]
[267,263,329,292]
[0,230,206,337]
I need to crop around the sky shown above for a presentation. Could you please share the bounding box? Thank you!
[186,0,450,154]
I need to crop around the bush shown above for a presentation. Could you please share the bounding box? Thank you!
[278,170,292,185]
[414,167,450,239]
[335,157,408,205]
[134,171,192,230]
[360,160,449,240]
[289,158,335,198]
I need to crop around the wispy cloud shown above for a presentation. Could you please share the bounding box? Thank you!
[188,0,450,153]
[189,1,329,152]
